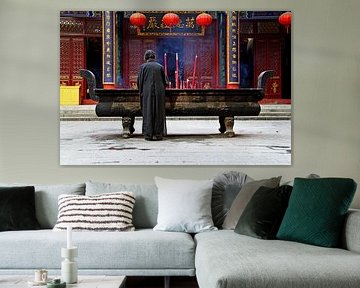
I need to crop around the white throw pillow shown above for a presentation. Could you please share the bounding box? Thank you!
[153,177,217,233]
[53,192,136,231]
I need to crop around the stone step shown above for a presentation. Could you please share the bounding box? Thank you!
[260,105,291,112]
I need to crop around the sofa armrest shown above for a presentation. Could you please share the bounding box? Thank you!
[342,209,360,253]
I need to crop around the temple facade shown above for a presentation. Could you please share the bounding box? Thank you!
[60,11,291,104]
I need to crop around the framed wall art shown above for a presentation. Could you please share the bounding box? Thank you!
[60,10,292,165]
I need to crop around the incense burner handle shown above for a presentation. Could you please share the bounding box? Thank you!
[257,70,274,90]
[79,69,99,101]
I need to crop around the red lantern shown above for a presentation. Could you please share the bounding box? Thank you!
[129,12,147,27]
[162,13,180,27]
[196,12,213,27]
[278,12,292,32]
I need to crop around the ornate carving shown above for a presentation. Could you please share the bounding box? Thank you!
[60,18,101,35]
[257,22,280,34]
[85,21,102,34]
[60,19,84,34]
[240,22,254,34]
[60,38,71,76]
[72,38,84,75]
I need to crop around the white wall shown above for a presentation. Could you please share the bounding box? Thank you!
[0,0,359,208]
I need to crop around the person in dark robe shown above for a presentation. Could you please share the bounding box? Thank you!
[137,50,167,141]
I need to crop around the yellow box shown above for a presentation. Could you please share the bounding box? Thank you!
[60,86,80,105]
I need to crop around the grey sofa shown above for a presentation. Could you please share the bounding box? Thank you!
[1,181,360,288]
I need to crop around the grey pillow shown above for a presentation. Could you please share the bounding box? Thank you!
[153,177,217,233]
[212,171,253,228]
[86,181,158,229]
[0,183,86,229]
[222,176,281,230]
[283,173,320,186]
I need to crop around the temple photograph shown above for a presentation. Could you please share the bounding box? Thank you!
[59,11,292,165]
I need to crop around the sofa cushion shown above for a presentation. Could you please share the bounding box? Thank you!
[277,178,357,247]
[0,186,40,231]
[153,177,217,233]
[212,171,253,228]
[0,229,195,273]
[195,230,360,288]
[0,183,86,229]
[222,176,281,229]
[342,209,360,253]
[234,185,292,239]
[53,192,136,231]
[85,181,158,229]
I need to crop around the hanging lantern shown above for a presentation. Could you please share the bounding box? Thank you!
[196,12,213,27]
[129,12,147,27]
[278,12,292,33]
[162,13,180,27]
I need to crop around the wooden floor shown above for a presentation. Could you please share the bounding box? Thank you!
[126,276,199,288]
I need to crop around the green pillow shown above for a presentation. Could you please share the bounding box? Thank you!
[276,178,357,247]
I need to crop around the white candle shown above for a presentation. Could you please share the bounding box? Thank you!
[67,225,72,248]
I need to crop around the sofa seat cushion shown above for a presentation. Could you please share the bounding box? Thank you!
[195,230,360,288]
[0,229,195,271]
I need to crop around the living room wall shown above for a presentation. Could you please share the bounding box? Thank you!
[0,0,359,208]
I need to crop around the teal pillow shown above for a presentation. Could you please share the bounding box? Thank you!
[276,178,357,247]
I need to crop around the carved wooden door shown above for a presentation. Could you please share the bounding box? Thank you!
[60,37,86,102]
[254,39,282,99]
[126,39,156,89]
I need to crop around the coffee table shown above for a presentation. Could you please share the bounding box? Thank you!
[0,275,126,288]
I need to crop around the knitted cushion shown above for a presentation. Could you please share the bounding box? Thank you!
[53,192,136,231]
[277,178,357,247]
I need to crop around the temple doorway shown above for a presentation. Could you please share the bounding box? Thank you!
[86,37,102,89]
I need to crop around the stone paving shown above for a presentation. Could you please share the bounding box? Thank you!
[60,119,291,165]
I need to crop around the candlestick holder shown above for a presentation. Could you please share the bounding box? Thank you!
[61,247,78,284]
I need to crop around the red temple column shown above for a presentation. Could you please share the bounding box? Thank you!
[102,11,115,89]
[226,11,240,89]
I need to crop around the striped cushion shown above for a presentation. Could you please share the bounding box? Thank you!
[53,192,136,231]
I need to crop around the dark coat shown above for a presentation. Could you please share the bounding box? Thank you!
[137,59,167,138]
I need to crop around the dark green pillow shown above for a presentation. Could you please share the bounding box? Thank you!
[276,178,357,247]
[234,185,292,239]
[0,186,41,231]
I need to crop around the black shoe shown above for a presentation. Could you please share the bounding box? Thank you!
[153,136,163,141]
[144,137,153,141]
